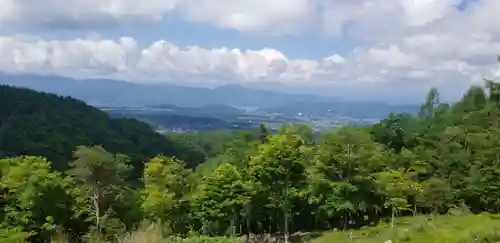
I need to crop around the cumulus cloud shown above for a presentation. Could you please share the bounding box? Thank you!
[0,32,492,95]
[0,36,336,85]
[0,0,500,101]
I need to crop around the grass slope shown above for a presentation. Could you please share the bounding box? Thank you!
[312,213,500,243]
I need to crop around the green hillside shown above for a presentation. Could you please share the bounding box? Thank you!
[0,85,205,174]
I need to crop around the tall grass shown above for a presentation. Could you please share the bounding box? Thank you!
[312,213,500,243]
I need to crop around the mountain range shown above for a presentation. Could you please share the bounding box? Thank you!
[0,73,420,130]
[0,73,331,108]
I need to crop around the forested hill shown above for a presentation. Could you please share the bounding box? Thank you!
[0,85,205,173]
[5,81,500,243]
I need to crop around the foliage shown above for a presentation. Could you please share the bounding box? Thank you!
[0,85,205,175]
[142,156,192,232]
[0,228,31,243]
[5,79,500,241]
[192,163,251,235]
[0,156,77,242]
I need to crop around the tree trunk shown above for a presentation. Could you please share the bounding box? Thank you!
[283,179,290,243]
[244,203,252,242]
[231,206,238,235]
[391,206,396,228]
[343,211,347,229]
[92,187,101,243]
[284,209,289,243]
[268,215,272,234]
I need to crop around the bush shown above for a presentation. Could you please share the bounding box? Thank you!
[0,228,31,243]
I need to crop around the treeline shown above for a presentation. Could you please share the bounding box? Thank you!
[3,82,500,242]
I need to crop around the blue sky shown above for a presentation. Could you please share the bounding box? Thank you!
[27,21,360,59]
[0,0,498,103]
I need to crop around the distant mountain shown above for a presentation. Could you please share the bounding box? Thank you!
[0,73,421,125]
[0,73,331,108]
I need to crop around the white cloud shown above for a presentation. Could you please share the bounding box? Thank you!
[0,36,138,76]
[0,0,313,34]
[179,0,314,35]
[0,0,459,35]
[0,0,500,102]
[0,0,180,29]
[0,36,329,85]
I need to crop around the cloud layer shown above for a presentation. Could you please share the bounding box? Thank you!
[0,0,499,101]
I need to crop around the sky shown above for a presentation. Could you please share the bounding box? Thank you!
[0,0,499,103]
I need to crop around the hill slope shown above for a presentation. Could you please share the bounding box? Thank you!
[0,85,204,173]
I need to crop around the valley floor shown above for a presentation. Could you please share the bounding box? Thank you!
[312,213,500,243]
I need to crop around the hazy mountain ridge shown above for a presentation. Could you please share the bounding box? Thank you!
[0,73,331,108]
[0,73,420,131]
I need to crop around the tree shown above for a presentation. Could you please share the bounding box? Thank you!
[248,134,310,243]
[0,156,76,242]
[192,163,251,235]
[371,113,419,152]
[418,87,441,119]
[374,170,414,228]
[279,123,315,145]
[142,156,192,232]
[416,178,453,214]
[257,124,270,144]
[453,85,487,113]
[67,145,130,239]
[310,127,388,229]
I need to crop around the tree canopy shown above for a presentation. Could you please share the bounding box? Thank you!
[3,81,500,242]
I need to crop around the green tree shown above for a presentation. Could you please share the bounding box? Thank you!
[0,156,76,242]
[67,145,130,239]
[142,155,192,232]
[310,127,388,229]
[248,134,310,243]
[257,124,270,143]
[374,170,414,228]
[192,163,251,235]
[418,87,441,119]
[279,123,315,145]
[416,178,453,214]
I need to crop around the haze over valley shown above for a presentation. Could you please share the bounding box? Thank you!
[0,73,419,131]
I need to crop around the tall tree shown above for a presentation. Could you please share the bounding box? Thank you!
[257,124,270,144]
[310,127,388,229]
[142,155,192,232]
[248,134,310,243]
[418,87,441,119]
[192,163,251,235]
[67,145,130,240]
[374,170,415,228]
